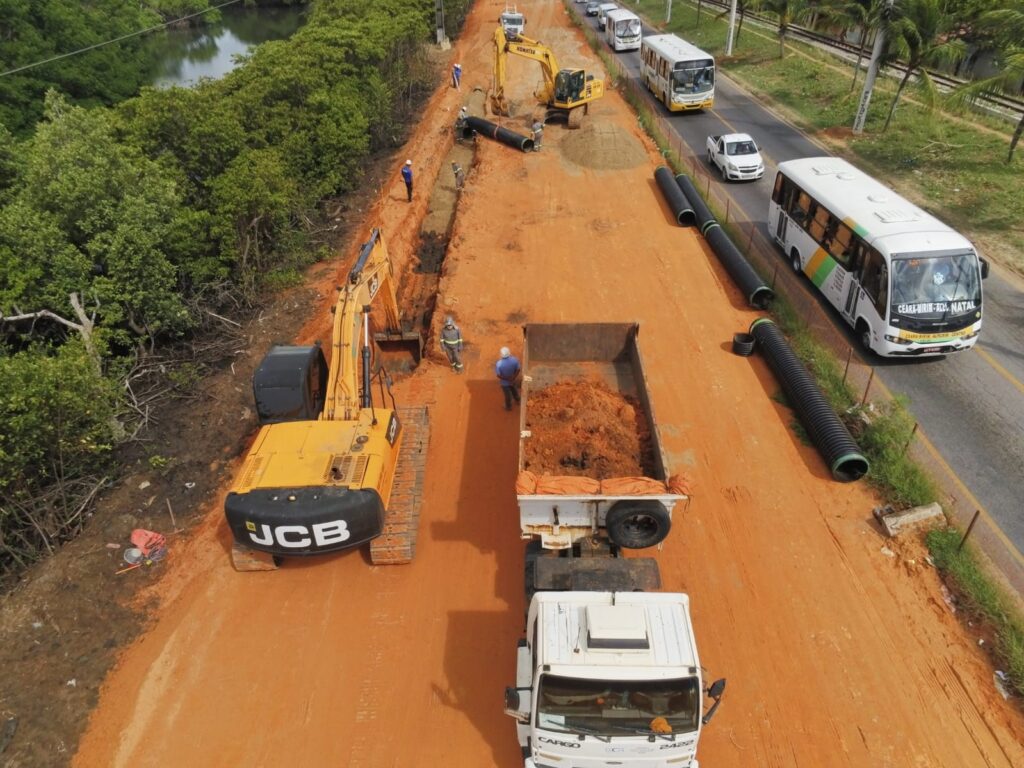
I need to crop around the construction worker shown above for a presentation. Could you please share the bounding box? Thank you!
[495,347,522,411]
[531,120,544,152]
[440,316,464,372]
[452,62,462,90]
[452,161,465,191]
[401,159,413,202]
[455,106,468,140]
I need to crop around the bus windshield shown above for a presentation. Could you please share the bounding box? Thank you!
[672,61,714,94]
[614,19,641,36]
[536,674,700,737]
[891,252,981,320]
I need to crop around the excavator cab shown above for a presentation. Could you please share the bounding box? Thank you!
[553,69,585,105]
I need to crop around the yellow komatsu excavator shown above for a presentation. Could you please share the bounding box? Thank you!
[491,25,604,128]
[225,228,429,571]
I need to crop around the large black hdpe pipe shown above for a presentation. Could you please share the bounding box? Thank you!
[462,116,534,152]
[654,166,695,226]
[675,174,717,235]
[749,318,870,483]
[705,226,775,309]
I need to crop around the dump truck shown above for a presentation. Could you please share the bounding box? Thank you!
[505,323,725,766]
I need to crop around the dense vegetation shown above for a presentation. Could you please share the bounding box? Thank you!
[0,0,474,579]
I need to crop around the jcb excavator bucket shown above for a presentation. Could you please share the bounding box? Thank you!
[374,331,423,374]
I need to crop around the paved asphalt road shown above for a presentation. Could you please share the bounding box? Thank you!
[572,6,1024,559]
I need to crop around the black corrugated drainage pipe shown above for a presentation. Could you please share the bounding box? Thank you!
[675,174,717,235]
[705,226,775,309]
[654,166,695,226]
[749,318,870,483]
[462,116,534,152]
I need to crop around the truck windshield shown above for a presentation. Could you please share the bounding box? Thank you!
[672,62,714,94]
[890,252,981,322]
[536,674,700,737]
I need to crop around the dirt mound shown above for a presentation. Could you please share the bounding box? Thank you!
[560,120,647,170]
[523,380,654,478]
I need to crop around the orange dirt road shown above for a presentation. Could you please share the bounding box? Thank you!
[74,2,1024,766]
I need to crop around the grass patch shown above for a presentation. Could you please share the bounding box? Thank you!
[927,528,1024,698]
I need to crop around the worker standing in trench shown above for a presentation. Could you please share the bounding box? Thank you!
[440,316,464,372]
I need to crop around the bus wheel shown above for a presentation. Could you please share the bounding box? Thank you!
[857,321,873,354]
[790,249,802,274]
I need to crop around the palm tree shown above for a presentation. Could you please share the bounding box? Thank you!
[758,0,817,58]
[843,0,882,92]
[882,0,966,131]
[951,1,1024,161]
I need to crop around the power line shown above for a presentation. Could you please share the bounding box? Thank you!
[0,0,245,79]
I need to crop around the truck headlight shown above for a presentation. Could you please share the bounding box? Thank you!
[884,334,913,345]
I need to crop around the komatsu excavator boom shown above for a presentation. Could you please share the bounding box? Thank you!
[225,228,429,571]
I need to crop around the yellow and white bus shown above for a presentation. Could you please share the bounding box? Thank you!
[640,34,714,111]
[770,157,988,357]
[604,8,641,52]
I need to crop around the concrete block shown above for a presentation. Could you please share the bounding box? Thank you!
[874,502,944,538]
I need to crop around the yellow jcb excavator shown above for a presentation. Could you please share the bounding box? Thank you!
[491,25,604,128]
[225,228,429,571]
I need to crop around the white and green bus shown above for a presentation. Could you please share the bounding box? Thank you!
[640,34,715,111]
[770,157,987,357]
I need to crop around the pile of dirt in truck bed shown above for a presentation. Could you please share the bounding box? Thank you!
[523,380,655,478]
[560,121,647,171]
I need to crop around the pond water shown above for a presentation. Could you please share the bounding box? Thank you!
[144,3,305,88]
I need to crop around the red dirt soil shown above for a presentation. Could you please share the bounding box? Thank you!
[70,2,1024,767]
[524,380,651,478]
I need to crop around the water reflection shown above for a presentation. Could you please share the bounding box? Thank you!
[145,4,304,88]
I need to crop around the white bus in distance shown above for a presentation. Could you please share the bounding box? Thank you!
[640,34,715,111]
[604,8,641,52]
[770,157,988,357]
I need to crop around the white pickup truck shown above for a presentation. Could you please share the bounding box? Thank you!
[706,133,765,181]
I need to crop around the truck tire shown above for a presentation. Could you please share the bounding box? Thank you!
[605,500,671,549]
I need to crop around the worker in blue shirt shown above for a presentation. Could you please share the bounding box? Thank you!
[452,62,462,90]
[401,159,413,202]
[495,346,522,411]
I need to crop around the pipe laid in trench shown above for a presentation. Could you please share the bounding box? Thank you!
[462,116,534,152]
[749,318,870,483]
[705,225,775,309]
[654,166,695,226]
[675,174,717,235]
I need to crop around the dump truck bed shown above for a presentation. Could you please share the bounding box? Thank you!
[518,323,685,550]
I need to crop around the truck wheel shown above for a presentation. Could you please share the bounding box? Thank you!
[606,501,671,549]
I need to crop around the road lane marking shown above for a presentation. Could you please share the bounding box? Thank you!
[976,346,1024,397]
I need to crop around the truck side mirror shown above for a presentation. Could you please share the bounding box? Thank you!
[504,687,532,723]
[701,678,726,725]
[980,257,990,280]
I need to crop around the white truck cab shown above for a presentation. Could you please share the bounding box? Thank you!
[505,592,726,767]
[706,133,765,181]
[501,5,526,38]
[597,3,619,31]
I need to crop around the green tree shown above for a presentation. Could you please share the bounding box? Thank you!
[758,0,818,58]
[951,0,1024,161]
[883,0,966,130]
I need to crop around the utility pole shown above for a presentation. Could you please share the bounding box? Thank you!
[666,0,671,25]
[852,0,894,134]
[435,0,448,47]
[725,0,739,56]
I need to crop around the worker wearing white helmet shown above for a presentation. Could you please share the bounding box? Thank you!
[401,159,413,202]
[439,315,464,373]
[495,346,521,411]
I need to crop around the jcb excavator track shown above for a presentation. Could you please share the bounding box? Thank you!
[370,406,431,564]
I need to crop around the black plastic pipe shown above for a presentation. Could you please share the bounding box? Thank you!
[654,166,695,226]
[675,174,717,235]
[749,318,869,483]
[462,116,534,152]
[705,225,775,309]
